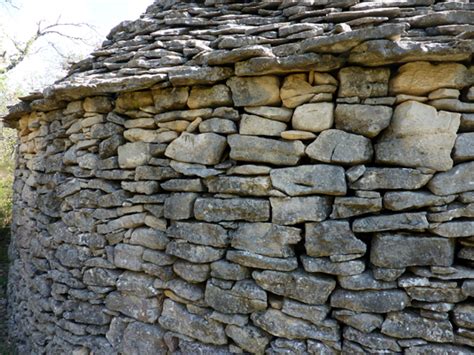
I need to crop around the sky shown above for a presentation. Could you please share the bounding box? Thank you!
[1,0,153,92]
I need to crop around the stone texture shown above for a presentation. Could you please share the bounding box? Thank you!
[159,299,227,345]
[187,85,233,109]
[375,101,460,171]
[338,67,390,98]
[306,129,373,164]
[330,289,409,313]
[390,62,471,96]
[194,198,270,222]
[335,104,393,138]
[305,220,366,258]
[384,191,456,211]
[227,76,281,107]
[270,196,332,225]
[370,233,455,268]
[165,133,227,165]
[239,114,287,137]
[350,168,433,190]
[231,223,301,258]
[228,134,305,166]
[352,212,429,233]
[253,270,336,305]
[292,103,334,133]
[270,165,346,196]
[428,161,474,195]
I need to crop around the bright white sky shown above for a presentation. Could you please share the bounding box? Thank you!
[1,0,153,92]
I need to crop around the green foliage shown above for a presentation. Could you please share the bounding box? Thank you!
[0,176,12,229]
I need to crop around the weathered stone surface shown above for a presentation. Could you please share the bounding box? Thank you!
[205,280,267,314]
[330,289,409,313]
[235,53,344,76]
[205,176,272,196]
[454,133,474,162]
[335,104,392,138]
[331,196,382,218]
[384,191,456,211]
[251,309,339,342]
[453,304,474,330]
[187,85,233,109]
[114,244,144,271]
[301,23,407,54]
[228,134,305,166]
[211,260,250,281]
[159,299,227,345]
[163,193,197,220]
[168,66,234,86]
[431,221,474,238]
[199,117,237,134]
[166,241,224,263]
[301,256,365,276]
[375,101,460,171]
[167,221,229,247]
[231,223,301,258]
[152,87,189,112]
[381,311,454,342]
[130,227,169,250]
[338,67,390,98]
[270,165,346,196]
[370,233,455,268]
[165,133,227,165]
[390,62,471,96]
[281,299,330,326]
[105,292,161,323]
[227,76,281,107]
[305,220,366,258]
[292,103,334,133]
[428,162,474,195]
[338,270,396,291]
[226,250,298,272]
[244,106,293,123]
[271,196,332,225]
[239,114,287,137]
[333,310,383,333]
[350,167,432,190]
[194,198,270,222]
[225,324,271,355]
[353,212,429,233]
[306,129,373,164]
[173,260,210,283]
[121,322,167,354]
[253,269,335,305]
[118,142,151,169]
[344,327,401,352]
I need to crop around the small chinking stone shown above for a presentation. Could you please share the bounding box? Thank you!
[7,1,474,353]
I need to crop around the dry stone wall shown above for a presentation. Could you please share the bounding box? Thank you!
[3,0,474,354]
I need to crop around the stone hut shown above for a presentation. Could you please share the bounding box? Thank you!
[2,0,474,353]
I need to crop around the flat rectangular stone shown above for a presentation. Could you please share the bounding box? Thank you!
[194,198,270,222]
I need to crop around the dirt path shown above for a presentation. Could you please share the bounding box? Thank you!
[0,228,13,354]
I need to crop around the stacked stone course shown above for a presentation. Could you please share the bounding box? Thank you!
[3,0,474,353]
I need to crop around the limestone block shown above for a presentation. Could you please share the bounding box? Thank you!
[334,104,392,138]
[118,142,151,169]
[187,84,233,109]
[165,133,227,165]
[338,67,390,98]
[390,62,471,96]
[291,103,334,133]
[227,76,281,107]
[152,87,189,112]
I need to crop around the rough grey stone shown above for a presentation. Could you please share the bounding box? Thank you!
[306,129,373,165]
[370,233,455,268]
[165,133,227,165]
[231,223,301,258]
[211,260,250,281]
[349,168,433,190]
[281,299,330,326]
[338,270,397,291]
[130,227,169,250]
[305,220,366,258]
[331,196,382,218]
[173,260,210,283]
[225,324,271,355]
[239,114,287,137]
[381,311,454,343]
[228,134,305,166]
[301,256,365,276]
[159,299,227,345]
[384,191,456,211]
[330,289,409,313]
[121,322,167,354]
[166,241,225,263]
[205,176,272,196]
[333,310,383,333]
[226,250,298,272]
[163,193,198,220]
[167,221,229,247]
[105,292,161,323]
[253,269,335,305]
[335,104,393,138]
[205,280,267,314]
[227,76,281,107]
[352,212,429,232]
[338,67,390,98]
[428,161,474,195]
[194,198,270,222]
[270,165,346,196]
[271,196,332,225]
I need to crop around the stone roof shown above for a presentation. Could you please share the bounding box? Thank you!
[3,0,473,126]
